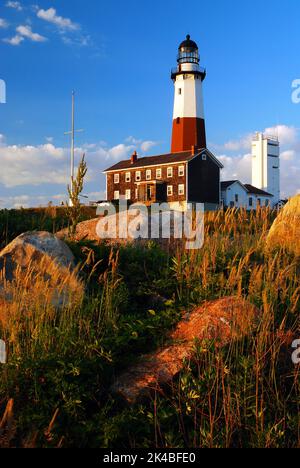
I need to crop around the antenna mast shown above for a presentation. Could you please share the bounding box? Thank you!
[64,91,84,205]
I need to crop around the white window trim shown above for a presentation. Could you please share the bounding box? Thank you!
[178,184,185,196]
[125,189,131,200]
[167,185,173,197]
[125,172,131,183]
[114,174,120,184]
[178,165,185,177]
[167,167,173,178]
[114,191,120,200]
[146,169,152,181]
[156,168,162,179]
[135,171,141,182]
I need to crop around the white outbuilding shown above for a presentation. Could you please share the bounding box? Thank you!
[221,180,273,210]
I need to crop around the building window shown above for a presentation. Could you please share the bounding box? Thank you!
[202,154,207,161]
[178,165,185,177]
[230,201,235,208]
[125,190,131,200]
[235,194,239,203]
[156,168,162,179]
[167,167,173,178]
[178,184,185,196]
[249,197,253,207]
[146,169,152,181]
[114,191,120,200]
[125,172,131,183]
[114,174,120,184]
[167,185,173,197]
[136,171,141,182]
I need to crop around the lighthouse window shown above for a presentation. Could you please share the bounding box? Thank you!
[178,88,182,95]
[176,117,180,125]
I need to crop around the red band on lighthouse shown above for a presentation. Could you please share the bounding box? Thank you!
[171,117,206,153]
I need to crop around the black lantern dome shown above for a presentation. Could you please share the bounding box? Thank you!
[177,35,199,65]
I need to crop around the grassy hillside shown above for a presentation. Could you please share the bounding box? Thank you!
[0,208,299,448]
[0,206,97,249]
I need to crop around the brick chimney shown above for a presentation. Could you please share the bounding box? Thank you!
[131,151,138,164]
[191,145,198,156]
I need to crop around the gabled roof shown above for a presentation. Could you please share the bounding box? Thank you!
[104,149,224,173]
[244,184,273,197]
[221,180,241,190]
[221,180,274,197]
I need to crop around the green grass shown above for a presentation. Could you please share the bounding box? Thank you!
[0,207,299,448]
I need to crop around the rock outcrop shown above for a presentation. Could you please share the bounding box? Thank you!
[112,297,260,403]
[0,232,83,325]
[266,195,300,256]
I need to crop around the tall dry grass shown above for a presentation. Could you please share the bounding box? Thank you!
[0,207,299,448]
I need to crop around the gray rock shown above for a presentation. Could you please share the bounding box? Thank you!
[0,232,83,315]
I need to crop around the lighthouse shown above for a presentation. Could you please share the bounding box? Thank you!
[171,35,207,153]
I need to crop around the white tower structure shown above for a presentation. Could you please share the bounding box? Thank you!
[171,35,207,153]
[252,132,280,207]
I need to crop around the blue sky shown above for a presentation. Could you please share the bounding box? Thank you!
[0,0,300,207]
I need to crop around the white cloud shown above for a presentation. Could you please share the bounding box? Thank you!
[223,135,252,152]
[0,18,9,28]
[16,25,47,42]
[140,140,160,153]
[281,150,295,161]
[5,1,23,11]
[219,153,252,183]
[0,137,152,189]
[264,125,298,145]
[37,8,79,31]
[3,34,24,46]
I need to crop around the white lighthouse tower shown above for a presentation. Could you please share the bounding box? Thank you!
[252,132,280,207]
[171,35,207,153]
